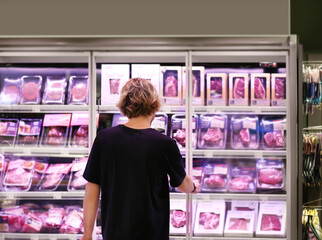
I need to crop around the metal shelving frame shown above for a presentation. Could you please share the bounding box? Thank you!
[0,36,298,240]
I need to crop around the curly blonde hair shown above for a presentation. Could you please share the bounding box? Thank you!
[117,78,161,118]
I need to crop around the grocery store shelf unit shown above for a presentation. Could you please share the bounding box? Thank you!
[193,193,287,201]
[192,106,287,114]
[0,147,89,157]
[192,150,287,158]
[0,191,85,200]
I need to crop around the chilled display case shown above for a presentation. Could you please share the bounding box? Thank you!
[0,36,298,240]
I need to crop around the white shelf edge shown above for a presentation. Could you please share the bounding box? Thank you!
[0,147,89,157]
[192,106,286,114]
[0,233,81,240]
[192,149,286,158]
[0,191,85,199]
[0,105,89,112]
[193,193,287,201]
[192,237,286,240]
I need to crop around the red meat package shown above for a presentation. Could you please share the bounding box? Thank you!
[194,200,225,236]
[256,159,285,193]
[20,76,42,104]
[198,114,228,149]
[31,160,48,190]
[42,76,67,104]
[67,76,88,105]
[68,158,88,191]
[261,117,286,150]
[0,118,19,146]
[43,207,65,232]
[1,206,27,233]
[160,66,182,105]
[171,114,198,149]
[37,163,72,191]
[229,162,256,193]
[40,114,71,147]
[17,118,42,146]
[3,159,35,191]
[201,162,229,192]
[169,200,187,235]
[21,212,44,233]
[182,67,205,105]
[271,73,286,106]
[69,113,89,148]
[224,210,255,237]
[206,73,228,106]
[59,208,83,234]
[250,73,270,106]
[229,73,249,106]
[0,78,22,104]
[0,154,7,190]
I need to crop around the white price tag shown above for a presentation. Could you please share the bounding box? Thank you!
[211,119,225,129]
[243,120,256,130]
[273,123,287,131]
[213,166,227,175]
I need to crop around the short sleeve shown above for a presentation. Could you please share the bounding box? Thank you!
[164,139,186,188]
[83,134,101,185]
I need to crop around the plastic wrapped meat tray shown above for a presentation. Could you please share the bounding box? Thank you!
[201,161,229,193]
[169,199,192,235]
[171,114,198,149]
[69,113,90,148]
[261,117,286,150]
[250,73,271,106]
[231,200,258,234]
[31,160,48,191]
[43,207,65,233]
[182,67,205,105]
[206,73,227,106]
[68,158,88,191]
[160,66,182,105]
[271,73,286,106]
[0,78,21,104]
[0,118,19,146]
[198,114,227,149]
[0,206,26,233]
[67,76,88,105]
[17,119,42,146]
[20,76,42,104]
[0,155,6,190]
[42,76,67,104]
[59,208,83,234]
[229,161,256,193]
[224,210,255,237]
[229,73,249,106]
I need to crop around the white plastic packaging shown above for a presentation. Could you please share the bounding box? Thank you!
[169,199,187,235]
[151,113,168,135]
[0,78,21,104]
[69,113,89,148]
[67,76,88,105]
[229,161,256,193]
[42,76,67,104]
[201,161,229,193]
[20,76,42,104]
[131,64,160,94]
[224,210,255,237]
[261,117,286,150]
[67,158,88,191]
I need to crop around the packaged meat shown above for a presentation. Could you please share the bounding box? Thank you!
[20,76,42,104]
[182,67,205,105]
[192,165,203,186]
[229,161,256,193]
[68,158,88,191]
[3,159,35,191]
[231,200,258,233]
[21,212,44,233]
[31,160,48,190]
[201,161,229,192]
[0,155,6,190]
[67,76,88,105]
[230,116,259,149]
[69,113,89,148]
[43,207,65,233]
[0,206,26,233]
[197,114,227,149]
[42,76,67,104]
[256,201,286,237]
[250,73,271,106]
[59,208,83,234]
[101,64,130,105]
[261,117,286,150]
[271,73,286,106]
[111,113,128,127]
[160,66,182,105]
[206,73,227,106]
[229,73,249,106]
[150,113,168,135]
[131,64,160,94]
[169,199,189,235]
[36,163,72,191]
[194,200,225,236]
[0,78,21,104]
[40,114,71,147]
[256,159,285,193]
[224,210,255,237]
[170,114,198,149]
[0,118,19,146]
[17,118,42,146]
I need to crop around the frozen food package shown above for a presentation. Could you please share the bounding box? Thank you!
[111,113,128,127]
[261,117,286,150]
[250,73,270,106]
[31,160,48,191]
[67,76,88,105]
[271,73,286,106]
[170,114,198,149]
[169,199,188,235]
[197,114,227,149]
[42,76,67,104]
[40,114,71,147]
[69,113,89,148]
[68,158,88,191]
[206,73,228,106]
[151,113,168,134]
[36,163,72,191]
[230,116,259,149]
[59,208,83,234]
[101,64,130,105]
[224,210,255,237]
[131,64,160,94]
[194,200,225,236]
[160,66,182,105]
[182,67,205,105]
[20,76,42,104]
[201,161,229,192]
[17,118,42,146]
[43,207,66,233]
[0,118,19,146]
[256,201,286,237]
[229,161,256,193]
[229,73,249,106]
[1,206,26,233]
[3,159,35,192]
[21,212,44,233]
[256,159,285,193]
[0,78,22,104]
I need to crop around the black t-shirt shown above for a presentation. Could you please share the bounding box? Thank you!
[83,124,186,240]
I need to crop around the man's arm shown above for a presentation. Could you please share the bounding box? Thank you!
[81,182,100,240]
[176,175,200,194]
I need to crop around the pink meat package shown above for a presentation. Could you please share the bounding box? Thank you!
[250,73,271,106]
[42,76,67,104]
[224,210,255,237]
[228,162,256,193]
[256,159,285,193]
[59,208,84,234]
[0,206,27,233]
[198,114,228,149]
[261,117,286,150]
[229,73,249,106]
[201,161,229,192]
[36,163,72,191]
[0,78,21,104]
[31,160,48,190]
[169,200,188,235]
[69,113,89,148]
[171,114,198,149]
[3,159,35,191]
[43,207,66,232]
[0,154,6,190]
[271,73,286,106]
[67,76,88,105]
[21,211,46,233]
[0,118,19,146]
[40,114,71,147]
[17,118,42,146]
[20,76,42,104]
[160,66,182,105]
[206,73,228,106]
[67,158,88,191]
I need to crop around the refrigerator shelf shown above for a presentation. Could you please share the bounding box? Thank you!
[0,233,81,240]
[193,106,286,114]
[0,191,85,200]
[191,149,286,158]
[193,193,287,201]
[0,105,89,113]
[192,237,286,240]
